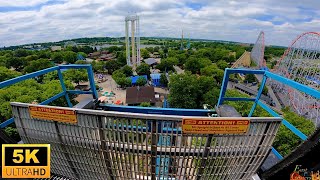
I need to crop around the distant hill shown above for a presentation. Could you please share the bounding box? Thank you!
[1,36,287,50]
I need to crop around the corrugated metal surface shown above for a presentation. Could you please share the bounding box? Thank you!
[12,102,281,180]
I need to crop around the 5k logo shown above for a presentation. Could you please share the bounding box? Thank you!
[2,144,50,178]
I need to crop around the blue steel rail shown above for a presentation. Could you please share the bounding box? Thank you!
[218,68,320,159]
[0,65,98,128]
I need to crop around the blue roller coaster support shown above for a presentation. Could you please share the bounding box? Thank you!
[218,68,320,160]
[0,64,98,128]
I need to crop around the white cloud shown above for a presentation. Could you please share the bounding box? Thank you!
[0,0,51,7]
[0,0,320,47]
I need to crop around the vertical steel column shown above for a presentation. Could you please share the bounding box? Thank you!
[217,69,230,105]
[249,73,268,117]
[151,120,157,180]
[136,16,140,66]
[87,66,98,99]
[131,20,136,69]
[125,20,130,66]
[57,68,73,107]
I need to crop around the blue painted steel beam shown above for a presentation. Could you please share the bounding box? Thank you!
[0,66,59,88]
[0,65,98,129]
[0,118,14,128]
[257,100,307,140]
[265,71,320,99]
[249,74,268,117]
[86,65,98,99]
[271,147,283,160]
[225,68,265,75]
[217,69,230,105]
[67,90,93,94]
[57,70,72,107]
[59,64,91,69]
[223,97,256,102]
[101,104,215,116]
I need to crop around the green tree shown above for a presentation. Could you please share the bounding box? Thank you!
[7,57,25,71]
[212,69,225,84]
[112,69,132,87]
[136,77,147,86]
[25,55,39,61]
[112,69,126,79]
[0,67,22,82]
[185,56,211,74]
[91,61,105,72]
[156,58,175,72]
[0,55,10,68]
[244,74,257,83]
[63,69,88,85]
[0,66,21,82]
[104,60,121,74]
[146,47,154,53]
[203,88,221,107]
[0,79,75,141]
[136,63,151,78]
[78,46,94,54]
[224,89,270,117]
[141,49,150,59]
[163,47,168,54]
[140,102,151,107]
[154,46,160,52]
[75,60,88,64]
[23,59,53,73]
[51,52,64,63]
[160,73,168,87]
[37,50,51,59]
[106,46,121,53]
[43,72,59,82]
[13,49,30,57]
[216,60,229,70]
[175,53,187,66]
[168,73,199,109]
[116,77,132,88]
[63,51,77,64]
[122,65,133,77]
[273,107,315,156]
[116,51,127,66]
[78,52,87,58]
[200,64,218,76]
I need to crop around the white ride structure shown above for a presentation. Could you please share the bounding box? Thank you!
[125,15,141,68]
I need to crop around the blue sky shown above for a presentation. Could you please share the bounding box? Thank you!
[0,0,319,47]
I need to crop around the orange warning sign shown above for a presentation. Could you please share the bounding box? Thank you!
[182,118,250,134]
[29,106,77,123]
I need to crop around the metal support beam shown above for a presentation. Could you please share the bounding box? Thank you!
[57,69,72,107]
[217,70,229,105]
[257,100,307,140]
[86,66,98,99]
[0,66,59,88]
[265,71,320,99]
[249,74,267,117]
